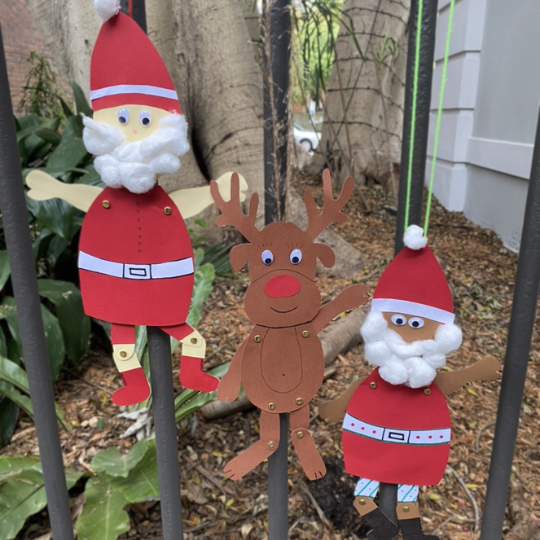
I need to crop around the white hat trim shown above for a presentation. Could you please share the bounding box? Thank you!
[371,298,455,324]
[90,84,178,102]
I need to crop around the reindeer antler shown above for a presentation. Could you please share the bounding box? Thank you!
[304,169,354,240]
[210,173,259,242]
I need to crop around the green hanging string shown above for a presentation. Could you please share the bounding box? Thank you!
[424,0,456,236]
[404,0,424,230]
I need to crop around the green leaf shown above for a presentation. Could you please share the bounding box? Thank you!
[187,262,215,327]
[0,297,66,381]
[0,252,10,292]
[26,196,73,240]
[59,97,74,118]
[0,357,30,394]
[46,236,70,266]
[0,457,81,540]
[0,398,19,449]
[0,329,7,359]
[37,280,90,364]
[72,82,93,117]
[61,115,83,142]
[74,169,106,187]
[0,381,33,418]
[112,441,159,503]
[92,439,151,479]
[75,476,130,540]
[47,137,88,170]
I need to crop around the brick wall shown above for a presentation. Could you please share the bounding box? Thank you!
[0,0,49,111]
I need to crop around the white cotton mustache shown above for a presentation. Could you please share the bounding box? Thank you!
[82,114,189,194]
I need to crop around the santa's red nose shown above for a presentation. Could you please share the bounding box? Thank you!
[264,275,301,298]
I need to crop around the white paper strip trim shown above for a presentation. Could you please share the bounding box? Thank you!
[90,84,178,101]
[371,298,455,324]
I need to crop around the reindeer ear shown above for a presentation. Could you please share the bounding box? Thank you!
[314,243,335,268]
[230,244,251,271]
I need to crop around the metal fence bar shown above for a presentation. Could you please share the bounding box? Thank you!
[268,414,289,539]
[385,0,438,535]
[0,25,74,540]
[394,0,438,254]
[147,327,183,540]
[479,106,540,539]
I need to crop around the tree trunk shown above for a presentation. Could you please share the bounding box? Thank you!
[310,0,410,191]
[24,0,264,237]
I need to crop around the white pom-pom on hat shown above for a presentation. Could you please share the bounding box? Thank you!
[403,224,427,250]
[94,0,121,22]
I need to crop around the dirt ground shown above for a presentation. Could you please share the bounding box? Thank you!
[4,172,540,539]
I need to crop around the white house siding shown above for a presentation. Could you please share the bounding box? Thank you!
[426,0,540,251]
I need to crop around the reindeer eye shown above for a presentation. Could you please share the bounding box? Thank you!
[290,249,302,265]
[261,250,274,265]
[391,314,406,326]
[117,108,130,125]
[139,109,152,127]
[408,317,425,329]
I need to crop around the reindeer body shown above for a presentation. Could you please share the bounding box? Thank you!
[210,171,368,481]
[242,324,324,414]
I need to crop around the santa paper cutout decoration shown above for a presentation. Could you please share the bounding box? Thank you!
[210,171,369,481]
[319,225,501,540]
[26,0,248,406]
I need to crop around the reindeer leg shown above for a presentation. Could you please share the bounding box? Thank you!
[224,410,280,480]
[290,404,326,481]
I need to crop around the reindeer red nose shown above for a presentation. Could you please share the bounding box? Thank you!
[264,275,301,298]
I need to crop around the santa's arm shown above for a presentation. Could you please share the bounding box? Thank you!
[312,285,369,333]
[435,356,502,396]
[26,170,102,212]
[168,172,249,219]
[318,377,366,423]
[217,338,247,402]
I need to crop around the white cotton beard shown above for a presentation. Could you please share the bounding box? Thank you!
[82,113,189,194]
[361,310,462,388]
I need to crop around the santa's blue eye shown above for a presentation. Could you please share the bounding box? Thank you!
[290,249,302,265]
[408,317,424,329]
[117,108,129,125]
[391,314,406,326]
[139,110,152,127]
[261,250,274,265]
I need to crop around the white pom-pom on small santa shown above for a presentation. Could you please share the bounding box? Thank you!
[93,0,121,22]
[361,224,462,387]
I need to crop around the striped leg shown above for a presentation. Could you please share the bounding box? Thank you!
[396,487,439,539]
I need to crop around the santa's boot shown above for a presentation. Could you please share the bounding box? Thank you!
[180,356,219,393]
[353,498,399,540]
[112,367,150,406]
[399,517,438,539]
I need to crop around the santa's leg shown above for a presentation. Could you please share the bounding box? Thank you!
[289,404,326,480]
[161,323,219,392]
[396,487,438,540]
[223,410,280,480]
[353,479,398,540]
[110,323,150,406]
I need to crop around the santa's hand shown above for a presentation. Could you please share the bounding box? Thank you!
[26,170,63,201]
[476,356,502,381]
[217,373,240,402]
[214,172,248,203]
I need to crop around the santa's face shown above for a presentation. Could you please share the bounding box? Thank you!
[82,105,189,194]
[361,310,462,388]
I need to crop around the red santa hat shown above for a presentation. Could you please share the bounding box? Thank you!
[90,0,181,114]
[371,225,455,324]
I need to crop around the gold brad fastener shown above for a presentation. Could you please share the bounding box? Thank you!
[268,441,275,449]
[369,382,377,389]
[268,403,275,410]
[358,498,366,506]
[190,337,198,345]
[102,200,111,209]
[424,388,431,395]
[296,398,303,406]
[301,330,309,338]
[403,506,410,513]
[296,431,304,439]
[164,206,172,215]
[254,335,261,343]
[119,350,127,358]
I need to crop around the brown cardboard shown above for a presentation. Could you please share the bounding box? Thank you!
[318,377,366,423]
[210,170,369,481]
[435,356,502,396]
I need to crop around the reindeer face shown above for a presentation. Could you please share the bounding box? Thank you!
[241,222,323,328]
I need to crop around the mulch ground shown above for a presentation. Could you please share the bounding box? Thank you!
[4,171,540,540]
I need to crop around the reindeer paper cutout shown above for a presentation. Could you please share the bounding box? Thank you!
[210,170,369,481]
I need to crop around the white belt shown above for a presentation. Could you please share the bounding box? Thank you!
[343,413,451,446]
[78,251,194,280]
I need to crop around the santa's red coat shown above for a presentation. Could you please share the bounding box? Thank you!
[78,186,194,327]
[342,369,451,486]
